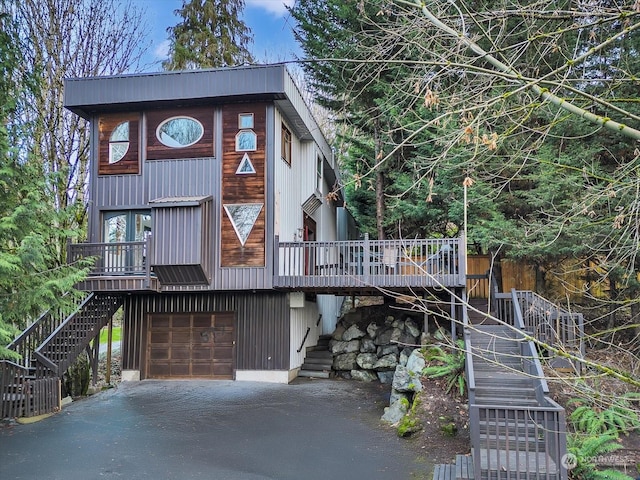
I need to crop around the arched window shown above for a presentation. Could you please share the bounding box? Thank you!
[109,121,129,164]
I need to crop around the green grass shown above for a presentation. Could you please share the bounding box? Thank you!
[98,326,122,345]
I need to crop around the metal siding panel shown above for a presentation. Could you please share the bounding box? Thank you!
[65,66,287,114]
[123,292,289,373]
[95,174,145,209]
[146,158,214,200]
[289,301,320,369]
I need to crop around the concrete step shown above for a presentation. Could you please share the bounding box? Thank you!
[298,369,330,379]
[305,350,333,359]
[303,357,333,366]
[301,363,331,371]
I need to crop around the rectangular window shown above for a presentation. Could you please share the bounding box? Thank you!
[316,155,323,191]
[281,124,292,166]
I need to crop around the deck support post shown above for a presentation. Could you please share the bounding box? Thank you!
[450,290,457,341]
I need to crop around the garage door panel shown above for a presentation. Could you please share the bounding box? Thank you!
[172,331,191,344]
[150,347,169,360]
[147,313,235,379]
[150,331,170,343]
[170,363,190,376]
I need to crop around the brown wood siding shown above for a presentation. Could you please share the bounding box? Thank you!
[221,104,266,267]
[98,113,140,175]
[146,312,234,379]
[146,107,214,160]
[121,292,289,377]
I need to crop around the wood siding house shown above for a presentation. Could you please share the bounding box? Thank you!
[63,65,466,383]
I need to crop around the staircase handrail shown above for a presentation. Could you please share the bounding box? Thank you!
[511,289,550,398]
[514,290,585,365]
[33,293,98,375]
[7,293,82,369]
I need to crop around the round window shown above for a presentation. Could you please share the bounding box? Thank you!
[156,116,204,148]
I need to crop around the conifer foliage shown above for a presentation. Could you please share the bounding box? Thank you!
[0,11,90,359]
[164,0,254,70]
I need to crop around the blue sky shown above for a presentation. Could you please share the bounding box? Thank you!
[135,0,300,71]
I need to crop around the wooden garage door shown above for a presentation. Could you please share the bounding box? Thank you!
[147,313,235,379]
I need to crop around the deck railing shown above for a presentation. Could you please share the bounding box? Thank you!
[273,235,466,290]
[68,239,150,277]
[469,288,568,480]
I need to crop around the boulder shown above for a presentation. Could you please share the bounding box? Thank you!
[399,331,418,347]
[343,324,366,341]
[404,318,421,338]
[356,353,378,370]
[373,354,398,370]
[392,365,423,393]
[330,339,360,354]
[331,324,346,341]
[376,344,399,357]
[377,371,395,384]
[381,399,409,424]
[333,352,358,371]
[399,348,412,367]
[374,327,393,345]
[391,318,403,328]
[389,389,410,405]
[366,322,379,338]
[350,369,378,382]
[406,349,426,375]
[360,337,377,353]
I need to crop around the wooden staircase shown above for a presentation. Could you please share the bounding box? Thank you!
[1,293,123,419]
[433,294,568,480]
[298,334,332,379]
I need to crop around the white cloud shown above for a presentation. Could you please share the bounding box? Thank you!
[154,39,171,60]
[246,0,294,17]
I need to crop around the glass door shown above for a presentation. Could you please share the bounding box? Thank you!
[102,211,151,273]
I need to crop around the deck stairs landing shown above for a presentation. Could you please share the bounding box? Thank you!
[1,293,123,419]
[298,335,332,379]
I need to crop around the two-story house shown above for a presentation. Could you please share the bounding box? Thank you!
[62,65,355,383]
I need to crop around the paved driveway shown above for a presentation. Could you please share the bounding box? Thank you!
[0,378,431,479]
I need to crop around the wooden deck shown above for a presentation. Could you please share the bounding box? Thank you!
[273,236,466,292]
[69,236,466,293]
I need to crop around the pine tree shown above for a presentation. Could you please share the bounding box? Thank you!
[164,0,254,70]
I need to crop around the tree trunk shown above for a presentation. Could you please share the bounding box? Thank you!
[374,126,386,240]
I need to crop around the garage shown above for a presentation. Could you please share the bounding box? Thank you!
[146,313,235,379]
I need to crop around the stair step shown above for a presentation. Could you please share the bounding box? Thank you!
[474,396,540,407]
[302,357,333,366]
[455,454,474,480]
[301,363,331,371]
[306,345,330,352]
[305,350,333,359]
[432,463,454,480]
[298,370,330,379]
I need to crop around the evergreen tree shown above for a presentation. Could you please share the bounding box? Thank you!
[0,8,91,359]
[164,0,254,70]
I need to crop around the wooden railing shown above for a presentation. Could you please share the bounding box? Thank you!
[467,287,568,480]
[273,235,466,290]
[34,293,123,376]
[515,290,585,364]
[68,239,150,277]
[470,402,567,480]
[1,361,29,419]
[8,298,78,370]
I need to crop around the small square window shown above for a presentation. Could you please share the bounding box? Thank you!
[281,125,292,166]
[238,113,254,129]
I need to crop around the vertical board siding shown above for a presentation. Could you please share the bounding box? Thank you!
[122,292,289,374]
[146,157,216,200]
[221,103,267,267]
[153,206,203,265]
[95,174,146,210]
[289,302,320,369]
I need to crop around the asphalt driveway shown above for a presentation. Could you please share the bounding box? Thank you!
[0,378,432,479]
